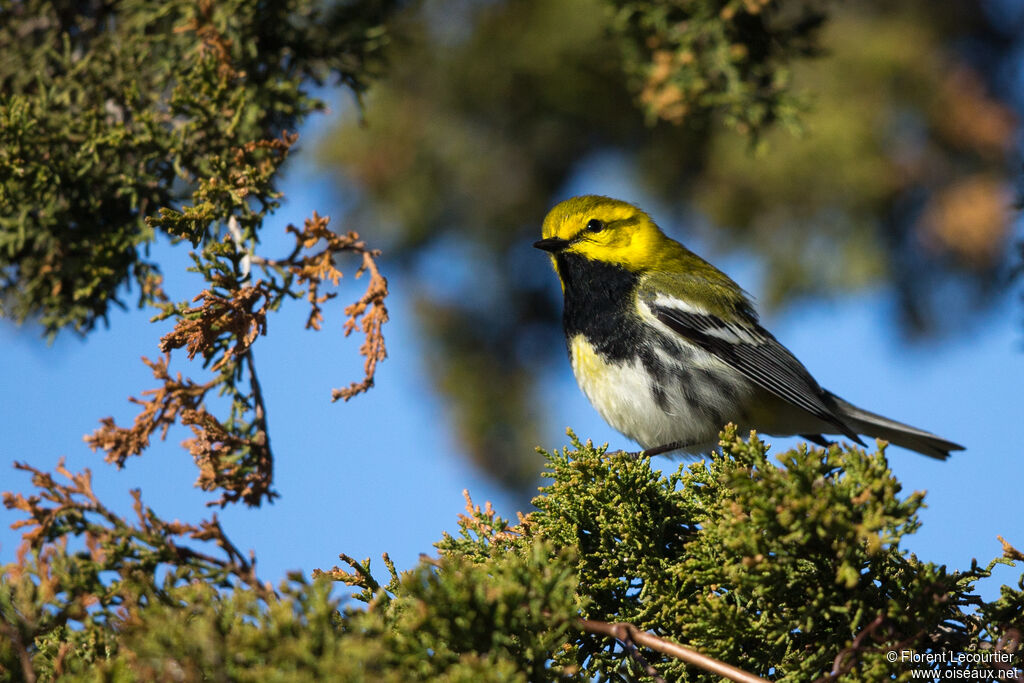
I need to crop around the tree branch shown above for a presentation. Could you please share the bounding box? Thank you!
[578,618,769,683]
[0,619,36,683]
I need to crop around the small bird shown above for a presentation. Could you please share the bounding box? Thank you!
[534,195,963,459]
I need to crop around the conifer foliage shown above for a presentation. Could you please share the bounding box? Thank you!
[5,432,1023,680]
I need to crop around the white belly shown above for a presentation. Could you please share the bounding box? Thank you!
[568,333,752,453]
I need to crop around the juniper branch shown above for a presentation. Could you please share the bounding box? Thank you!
[578,618,769,683]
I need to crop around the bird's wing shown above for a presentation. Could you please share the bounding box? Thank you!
[643,290,863,444]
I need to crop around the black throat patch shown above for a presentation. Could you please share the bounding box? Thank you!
[555,253,642,363]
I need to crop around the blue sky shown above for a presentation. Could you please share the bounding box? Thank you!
[2,109,1022,605]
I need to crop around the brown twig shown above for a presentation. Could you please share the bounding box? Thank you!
[578,618,769,683]
[812,614,927,683]
[817,613,887,682]
[313,552,380,591]
[243,350,272,500]
[992,628,1024,681]
[0,620,36,683]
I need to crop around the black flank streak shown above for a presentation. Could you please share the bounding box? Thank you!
[651,383,670,411]
[696,367,736,404]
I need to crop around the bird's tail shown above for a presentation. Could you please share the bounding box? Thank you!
[827,392,964,460]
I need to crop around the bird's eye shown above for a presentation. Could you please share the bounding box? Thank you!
[585,219,605,233]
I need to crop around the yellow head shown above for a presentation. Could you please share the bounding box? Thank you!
[535,195,753,323]
[534,195,674,272]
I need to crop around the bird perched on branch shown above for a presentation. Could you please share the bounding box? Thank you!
[534,195,963,459]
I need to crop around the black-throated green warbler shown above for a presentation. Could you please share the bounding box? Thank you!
[534,195,963,459]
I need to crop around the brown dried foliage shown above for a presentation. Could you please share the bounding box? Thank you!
[1000,536,1024,563]
[334,243,389,401]
[174,0,237,80]
[2,463,271,683]
[260,212,390,401]
[181,405,272,507]
[84,355,216,467]
[457,489,529,547]
[85,351,275,508]
[235,134,299,189]
[2,458,269,599]
[158,284,270,370]
[83,211,388,509]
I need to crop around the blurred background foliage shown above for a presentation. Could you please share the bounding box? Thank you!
[319,0,1023,490]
